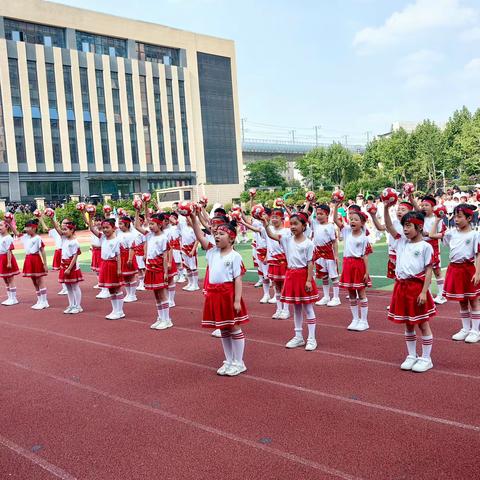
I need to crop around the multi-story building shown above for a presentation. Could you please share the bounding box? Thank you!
[0,0,243,203]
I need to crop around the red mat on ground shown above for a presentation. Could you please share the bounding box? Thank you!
[0,273,478,479]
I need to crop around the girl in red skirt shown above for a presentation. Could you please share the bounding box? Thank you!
[241,208,290,319]
[430,204,480,343]
[179,216,200,292]
[117,216,139,303]
[86,215,124,320]
[135,211,172,330]
[191,212,249,376]
[50,218,84,314]
[384,207,436,372]
[0,219,20,306]
[7,217,49,309]
[133,213,147,291]
[91,214,110,299]
[333,201,372,331]
[265,212,319,351]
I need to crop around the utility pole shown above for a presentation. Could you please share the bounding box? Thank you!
[241,118,246,143]
[291,130,296,144]
[314,125,321,146]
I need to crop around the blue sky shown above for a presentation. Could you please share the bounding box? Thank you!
[58,0,480,144]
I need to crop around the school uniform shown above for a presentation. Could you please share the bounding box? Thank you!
[179,223,198,271]
[21,234,47,277]
[423,215,445,270]
[98,236,123,288]
[388,237,436,325]
[167,225,182,265]
[261,226,289,282]
[144,233,170,290]
[339,225,372,289]
[279,234,319,304]
[443,229,480,301]
[49,229,63,271]
[386,219,403,279]
[312,222,338,280]
[0,235,20,278]
[133,230,146,270]
[117,230,139,279]
[90,233,102,273]
[58,237,83,284]
[252,219,268,277]
[202,247,248,329]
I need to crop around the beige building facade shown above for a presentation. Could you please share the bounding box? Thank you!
[0,0,243,203]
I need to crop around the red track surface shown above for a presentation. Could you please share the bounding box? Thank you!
[0,273,479,479]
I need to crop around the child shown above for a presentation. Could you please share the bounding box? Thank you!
[135,210,172,330]
[117,216,139,303]
[432,204,480,343]
[384,207,436,372]
[312,204,340,307]
[333,201,371,331]
[86,215,125,320]
[241,208,290,319]
[7,217,49,309]
[167,212,183,285]
[178,216,200,291]
[133,214,147,291]
[90,215,110,299]
[265,212,319,351]
[52,218,83,314]
[421,195,447,304]
[0,219,20,305]
[190,211,248,376]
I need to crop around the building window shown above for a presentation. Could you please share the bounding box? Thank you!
[139,76,152,164]
[89,179,133,197]
[27,61,40,109]
[14,117,26,163]
[62,65,75,115]
[115,123,125,166]
[26,181,73,200]
[95,70,106,118]
[136,42,180,66]
[0,85,7,164]
[50,119,62,163]
[197,53,239,184]
[45,63,57,110]
[125,73,135,120]
[79,67,91,113]
[4,18,65,48]
[130,124,139,165]
[178,80,190,169]
[32,118,44,164]
[75,31,127,57]
[166,79,178,168]
[100,122,110,165]
[111,71,121,121]
[153,79,166,168]
[85,121,94,164]
[8,58,22,110]
[68,120,78,164]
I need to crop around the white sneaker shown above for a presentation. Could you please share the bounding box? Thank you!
[278,310,290,319]
[123,295,137,303]
[31,302,43,310]
[105,311,125,320]
[176,275,187,284]
[412,357,433,373]
[285,337,305,349]
[433,295,447,305]
[268,297,277,304]
[169,300,176,307]
[182,285,194,291]
[234,361,247,373]
[189,286,200,292]
[355,321,369,332]
[305,339,317,351]
[70,307,82,314]
[211,329,222,338]
[216,361,230,375]
[93,284,100,289]
[64,306,74,314]
[400,355,418,370]
[58,288,68,295]
[136,284,146,291]
[155,320,169,330]
[150,319,163,329]
[272,310,281,319]
[259,295,270,304]
[1,298,18,306]
[224,364,241,377]
[465,330,480,344]
[452,329,470,341]
[254,280,263,288]
[347,319,359,331]
[96,290,111,299]
[327,297,341,307]
[316,297,330,306]
[164,318,173,329]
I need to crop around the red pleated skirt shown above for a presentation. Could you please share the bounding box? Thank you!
[387,254,396,280]
[0,253,20,278]
[52,249,62,270]
[91,246,102,272]
[388,278,436,325]
[120,248,138,276]
[339,257,372,290]
[202,282,249,329]
[268,262,287,282]
[280,267,319,304]
[23,254,47,277]
[144,257,168,290]
[58,258,84,284]
[98,259,123,288]
[443,262,480,301]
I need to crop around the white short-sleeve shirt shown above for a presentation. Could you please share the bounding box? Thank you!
[206,247,243,284]
[279,233,314,269]
[252,219,267,249]
[423,215,444,243]
[443,229,479,263]
[0,234,14,254]
[387,219,404,254]
[145,232,169,260]
[312,222,336,247]
[61,237,80,260]
[392,237,433,279]
[91,232,101,248]
[100,235,121,260]
[20,234,43,255]
[341,225,369,258]
[260,226,289,260]
[178,222,196,246]
[49,229,62,249]
[117,230,136,249]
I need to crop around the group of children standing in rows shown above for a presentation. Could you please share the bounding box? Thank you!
[0,185,479,377]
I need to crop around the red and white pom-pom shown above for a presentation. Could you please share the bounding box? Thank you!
[177,200,194,216]
[249,188,257,197]
[403,182,415,195]
[44,208,55,218]
[305,191,316,202]
[117,208,127,216]
[86,204,96,214]
[199,195,208,205]
[332,189,345,202]
[380,187,399,205]
[75,202,86,211]
[251,204,265,220]
[133,199,143,210]
[194,203,203,213]
[33,209,42,218]
[231,204,242,212]
[366,203,377,214]
[274,197,285,207]
[434,205,447,218]
[142,192,151,203]
[230,210,242,222]
[4,212,14,222]
[103,205,112,214]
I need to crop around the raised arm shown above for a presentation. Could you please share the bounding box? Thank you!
[332,202,343,230]
[383,201,400,238]
[189,213,210,251]
[50,216,63,237]
[428,217,444,239]
[134,210,148,235]
[262,215,281,242]
[6,219,20,237]
[368,209,386,232]
[239,218,262,233]
[84,211,101,238]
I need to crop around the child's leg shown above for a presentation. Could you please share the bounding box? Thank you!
[331,276,340,300]
[273,282,282,316]
[321,278,330,300]
[191,267,199,289]
[65,284,75,308]
[137,269,145,289]
[32,277,41,304]
[465,298,480,343]
[108,287,119,315]
[231,327,246,368]
[303,303,317,347]
[417,321,433,362]
[37,277,48,305]
[293,304,304,339]
[185,268,193,288]
[357,288,369,330]
[279,281,289,316]
[433,268,444,299]
[72,283,82,309]
[153,288,170,327]
[260,266,271,301]
[347,289,359,329]
[220,329,234,365]
[404,326,417,358]
[168,278,176,306]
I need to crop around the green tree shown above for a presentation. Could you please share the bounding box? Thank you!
[457,108,480,181]
[443,106,472,178]
[244,157,287,189]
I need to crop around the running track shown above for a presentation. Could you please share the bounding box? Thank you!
[0,273,479,479]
